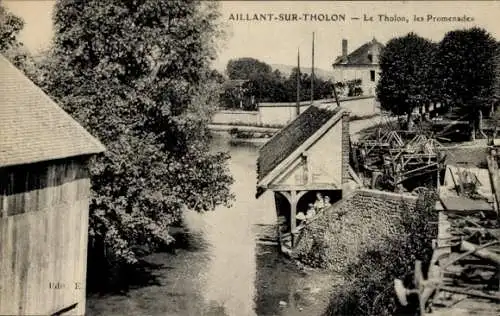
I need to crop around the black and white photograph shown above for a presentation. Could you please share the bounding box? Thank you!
[1,0,500,315]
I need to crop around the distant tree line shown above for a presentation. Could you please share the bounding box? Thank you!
[377,27,498,128]
[220,57,363,111]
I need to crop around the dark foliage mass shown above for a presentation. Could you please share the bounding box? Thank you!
[434,27,497,115]
[0,5,38,75]
[26,0,234,279]
[226,57,272,80]
[377,28,498,124]
[221,58,362,110]
[377,33,436,118]
[326,191,437,316]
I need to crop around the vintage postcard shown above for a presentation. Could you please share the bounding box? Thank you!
[1,1,499,315]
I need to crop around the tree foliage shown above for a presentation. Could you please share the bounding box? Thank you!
[377,28,498,124]
[226,57,272,80]
[0,4,37,75]
[376,33,436,117]
[221,59,339,110]
[0,5,23,52]
[434,27,497,115]
[39,0,234,267]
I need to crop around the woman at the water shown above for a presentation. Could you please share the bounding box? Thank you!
[314,192,324,210]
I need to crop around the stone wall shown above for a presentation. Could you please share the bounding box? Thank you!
[211,110,260,125]
[258,96,380,126]
[293,189,418,270]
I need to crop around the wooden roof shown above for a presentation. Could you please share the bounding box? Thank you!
[333,38,384,66]
[256,104,345,193]
[0,55,105,168]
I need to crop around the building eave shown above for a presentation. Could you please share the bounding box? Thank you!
[255,108,348,196]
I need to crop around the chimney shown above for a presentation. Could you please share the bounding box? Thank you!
[342,39,348,58]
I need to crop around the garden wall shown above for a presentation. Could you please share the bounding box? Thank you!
[211,96,381,127]
[259,96,380,126]
[211,110,260,125]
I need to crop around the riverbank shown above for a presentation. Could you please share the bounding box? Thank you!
[86,133,342,316]
[292,190,436,316]
[86,229,342,316]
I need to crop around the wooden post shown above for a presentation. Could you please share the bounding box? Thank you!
[290,190,297,245]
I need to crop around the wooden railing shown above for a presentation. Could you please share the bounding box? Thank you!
[486,153,500,215]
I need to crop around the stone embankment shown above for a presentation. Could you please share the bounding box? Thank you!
[293,189,418,270]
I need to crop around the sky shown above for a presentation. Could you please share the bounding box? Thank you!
[4,1,500,71]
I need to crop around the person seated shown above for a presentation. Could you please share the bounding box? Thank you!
[323,196,331,208]
[306,203,316,219]
[314,193,325,210]
[296,212,306,221]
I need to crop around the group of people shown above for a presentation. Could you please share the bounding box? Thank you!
[296,192,331,222]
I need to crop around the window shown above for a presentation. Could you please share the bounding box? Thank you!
[367,54,373,62]
[370,70,376,82]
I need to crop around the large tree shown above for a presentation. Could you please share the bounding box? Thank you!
[434,27,497,117]
[0,5,23,52]
[226,57,272,80]
[0,4,36,74]
[40,0,234,271]
[376,33,436,124]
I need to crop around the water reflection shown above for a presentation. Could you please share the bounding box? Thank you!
[87,132,334,316]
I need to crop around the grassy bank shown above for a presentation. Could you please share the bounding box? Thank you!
[293,190,437,316]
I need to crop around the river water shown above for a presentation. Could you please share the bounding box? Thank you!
[86,132,339,316]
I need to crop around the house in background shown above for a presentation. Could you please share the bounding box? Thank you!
[0,55,105,315]
[332,38,384,96]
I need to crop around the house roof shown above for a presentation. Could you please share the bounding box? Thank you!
[333,38,384,66]
[256,103,345,191]
[0,55,105,168]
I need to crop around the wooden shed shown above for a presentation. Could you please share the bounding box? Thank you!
[256,103,361,250]
[0,56,105,315]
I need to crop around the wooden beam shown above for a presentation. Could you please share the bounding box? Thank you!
[270,183,339,191]
[290,190,297,245]
[296,190,308,201]
[486,155,500,215]
[279,191,292,204]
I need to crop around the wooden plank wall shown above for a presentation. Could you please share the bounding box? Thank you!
[0,158,90,315]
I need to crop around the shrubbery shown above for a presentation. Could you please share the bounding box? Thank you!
[328,191,436,316]
[293,190,437,316]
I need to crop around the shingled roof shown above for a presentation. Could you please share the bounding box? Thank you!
[0,55,105,168]
[333,38,384,65]
[257,104,344,187]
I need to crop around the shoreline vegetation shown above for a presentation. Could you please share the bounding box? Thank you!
[292,191,437,316]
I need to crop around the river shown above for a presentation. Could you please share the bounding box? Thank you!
[86,132,341,316]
